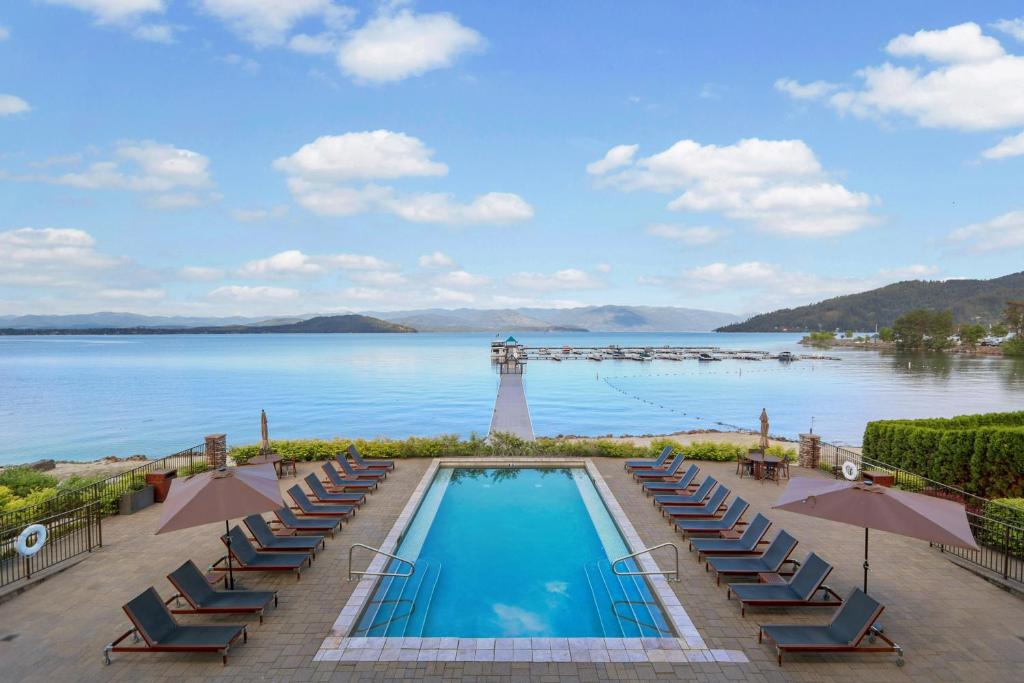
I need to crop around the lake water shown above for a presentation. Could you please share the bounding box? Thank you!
[1,332,1022,464]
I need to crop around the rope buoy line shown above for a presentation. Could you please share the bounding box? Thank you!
[601,377,757,434]
[602,363,817,381]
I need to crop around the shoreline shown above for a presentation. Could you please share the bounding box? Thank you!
[801,337,1005,356]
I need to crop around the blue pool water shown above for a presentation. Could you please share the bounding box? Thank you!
[353,467,671,638]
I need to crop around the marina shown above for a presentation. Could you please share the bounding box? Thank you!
[512,343,840,363]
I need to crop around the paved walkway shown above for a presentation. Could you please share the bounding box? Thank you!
[0,458,1021,682]
[489,373,535,440]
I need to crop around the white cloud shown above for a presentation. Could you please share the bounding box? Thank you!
[42,0,165,25]
[817,23,1024,132]
[948,210,1024,251]
[238,250,324,277]
[323,253,392,270]
[435,270,489,287]
[586,144,637,175]
[274,130,448,181]
[97,287,165,300]
[337,8,484,83]
[208,284,299,301]
[341,286,387,301]
[348,270,407,286]
[590,137,875,236]
[595,263,612,273]
[429,286,474,303]
[645,224,725,246]
[981,130,1024,159]
[506,269,603,291]
[387,191,534,225]
[288,32,338,55]
[0,25,9,41]
[230,205,288,222]
[132,23,174,43]
[220,53,260,73]
[993,18,1024,42]
[179,266,225,281]
[773,78,839,100]
[0,228,120,287]
[40,141,211,193]
[198,0,353,47]
[0,94,31,116]
[418,251,456,268]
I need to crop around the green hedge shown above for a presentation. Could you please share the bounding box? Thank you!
[230,434,795,465]
[863,411,1024,499]
[981,498,1024,558]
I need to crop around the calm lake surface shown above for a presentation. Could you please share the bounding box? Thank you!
[2,332,1023,464]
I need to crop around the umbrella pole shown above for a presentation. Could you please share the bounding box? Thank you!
[225,519,235,590]
[863,527,869,594]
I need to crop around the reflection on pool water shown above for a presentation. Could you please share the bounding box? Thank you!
[352,467,672,638]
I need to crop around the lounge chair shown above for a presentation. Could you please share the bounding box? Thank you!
[624,444,673,471]
[319,463,379,492]
[674,497,748,535]
[308,471,368,504]
[212,526,311,581]
[632,453,686,481]
[728,553,843,616]
[689,513,771,558]
[347,443,395,471]
[287,485,357,518]
[759,589,903,666]
[334,453,387,480]
[104,587,247,666]
[652,475,714,506]
[643,466,702,495]
[244,514,325,555]
[166,560,277,624]
[705,530,799,585]
[272,506,342,537]
[661,486,729,520]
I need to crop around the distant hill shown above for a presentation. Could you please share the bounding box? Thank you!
[717,271,1024,332]
[375,308,585,332]
[0,312,281,329]
[0,315,415,335]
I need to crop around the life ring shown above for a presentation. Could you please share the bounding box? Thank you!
[16,524,47,557]
[842,461,860,482]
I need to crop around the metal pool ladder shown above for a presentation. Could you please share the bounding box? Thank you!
[611,543,680,582]
[348,543,415,582]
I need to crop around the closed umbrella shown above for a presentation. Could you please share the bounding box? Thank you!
[758,408,770,452]
[259,409,271,456]
[773,476,978,593]
[156,463,282,589]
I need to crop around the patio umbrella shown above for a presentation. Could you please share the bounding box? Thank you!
[773,476,978,593]
[155,463,282,589]
[259,409,271,456]
[758,408,770,451]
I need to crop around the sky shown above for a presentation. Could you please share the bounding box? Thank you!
[1,1,1023,318]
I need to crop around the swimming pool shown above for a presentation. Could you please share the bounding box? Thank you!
[351,466,673,638]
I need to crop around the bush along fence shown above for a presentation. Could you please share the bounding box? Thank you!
[807,434,1024,586]
[0,441,208,590]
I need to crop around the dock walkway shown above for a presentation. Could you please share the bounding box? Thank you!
[489,373,535,441]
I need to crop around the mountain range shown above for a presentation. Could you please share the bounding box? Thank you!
[718,271,1024,332]
[0,315,415,335]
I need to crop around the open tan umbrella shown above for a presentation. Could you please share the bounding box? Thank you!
[774,476,978,593]
[156,464,282,588]
[259,409,271,456]
[758,408,770,451]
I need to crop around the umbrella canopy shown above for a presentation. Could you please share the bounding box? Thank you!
[259,409,271,456]
[758,408,770,451]
[156,463,282,535]
[774,476,978,592]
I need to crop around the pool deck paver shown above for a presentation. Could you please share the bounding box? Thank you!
[0,457,1021,681]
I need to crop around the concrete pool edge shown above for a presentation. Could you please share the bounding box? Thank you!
[315,458,748,664]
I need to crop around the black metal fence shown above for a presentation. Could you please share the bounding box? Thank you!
[817,440,1024,585]
[1,502,102,588]
[0,443,206,589]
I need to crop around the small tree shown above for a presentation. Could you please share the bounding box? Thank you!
[878,326,895,342]
[958,323,986,348]
[991,322,1009,338]
[843,330,854,338]
[1005,301,1024,337]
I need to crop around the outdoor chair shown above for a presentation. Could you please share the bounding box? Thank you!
[705,530,799,584]
[727,553,843,616]
[243,514,325,555]
[287,485,358,518]
[320,463,379,492]
[624,444,673,471]
[673,497,749,534]
[632,453,686,481]
[643,464,700,496]
[689,513,772,558]
[661,485,729,520]
[212,526,311,581]
[334,453,387,480]
[272,506,342,537]
[104,587,247,666]
[347,444,395,471]
[759,588,903,666]
[166,560,277,623]
[652,475,714,506]
[310,470,369,503]
[737,450,756,477]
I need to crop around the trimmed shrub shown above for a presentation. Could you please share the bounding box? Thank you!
[0,467,59,497]
[863,412,1024,499]
[980,498,1024,558]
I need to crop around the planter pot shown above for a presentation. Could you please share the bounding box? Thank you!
[119,486,155,515]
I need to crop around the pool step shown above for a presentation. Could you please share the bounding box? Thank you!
[584,560,672,638]
[404,562,443,637]
[352,559,437,637]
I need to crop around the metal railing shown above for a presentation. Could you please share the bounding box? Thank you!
[816,440,1024,585]
[611,543,680,582]
[348,543,415,582]
[1,502,102,589]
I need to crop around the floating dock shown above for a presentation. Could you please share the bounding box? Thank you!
[489,373,535,441]
[522,345,839,362]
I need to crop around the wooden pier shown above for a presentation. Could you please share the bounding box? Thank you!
[489,373,535,441]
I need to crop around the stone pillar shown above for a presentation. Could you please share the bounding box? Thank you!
[798,433,821,469]
[205,434,227,469]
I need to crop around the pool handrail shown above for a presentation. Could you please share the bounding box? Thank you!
[348,543,415,582]
[611,542,680,582]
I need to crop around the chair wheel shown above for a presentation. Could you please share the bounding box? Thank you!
[868,634,876,643]
[896,656,905,667]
